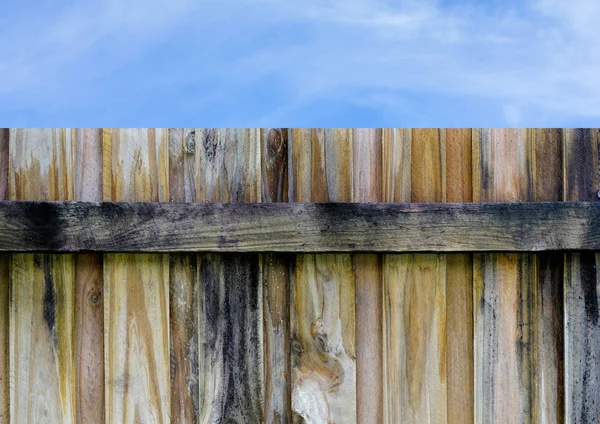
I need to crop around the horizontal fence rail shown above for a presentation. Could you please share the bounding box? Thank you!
[0,201,598,252]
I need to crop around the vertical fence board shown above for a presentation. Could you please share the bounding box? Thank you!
[290,129,356,423]
[473,129,548,424]
[444,128,474,424]
[531,129,564,424]
[564,128,600,424]
[74,129,105,424]
[384,129,447,423]
[352,128,383,424]
[8,129,77,423]
[196,129,264,423]
[0,128,8,423]
[261,128,292,424]
[168,128,199,424]
[103,129,171,424]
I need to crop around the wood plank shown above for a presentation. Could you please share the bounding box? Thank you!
[196,128,264,422]
[103,129,171,424]
[1,200,600,252]
[384,128,447,424]
[564,128,600,424]
[168,128,199,424]
[290,128,356,423]
[352,129,383,424]
[261,128,291,424]
[0,128,8,424]
[8,129,77,423]
[74,128,105,424]
[531,129,564,424]
[444,128,473,424]
[473,128,563,423]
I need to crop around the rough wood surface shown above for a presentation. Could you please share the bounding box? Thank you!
[384,129,448,424]
[168,128,199,424]
[8,129,77,423]
[473,128,564,423]
[103,129,171,424]
[74,128,105,424]
[261,128,291,424]
[564,128,600,424]
[2,201,600,253]
[196,128,265,423]
[0,128,8,423]
[352,129,383,424]
[290,129,356,423]
[444,128,474,424]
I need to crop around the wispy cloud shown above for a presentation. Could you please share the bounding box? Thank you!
[0,0,598,126]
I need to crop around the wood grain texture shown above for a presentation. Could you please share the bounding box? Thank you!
[169,128,199,424]
[289,129,356,423]
[261,128,291,424]
[473,128,564,423]
[352,129,383,424]
[444,128,473,424]
[564,128,600,424]
[8,129,77,423]
[531,129,564,424]
[74,128,105,424]
[196,128,264,422]
[0,128,8,424]
[103,129,171,424]
[384,129,448,424]
[2,201,600,252]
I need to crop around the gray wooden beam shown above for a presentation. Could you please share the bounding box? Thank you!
[0,201,597,252]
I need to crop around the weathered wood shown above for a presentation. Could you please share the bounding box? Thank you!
[261,128,291,424]
[8,129,77,424]
[473,128,564,423]
[0,128,8,423]
[290,128,356,423]
[444,128,474,424]
[384,129,448,424]
[352,129,383,424]
[0,200,600,252]
[532,128,564,424]
[74,128,105,424]
[103,129,171,423]
[564,128,600,424]
[168,128,199,424]
[196,128,264,422]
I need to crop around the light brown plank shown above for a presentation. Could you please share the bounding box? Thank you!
[74,128,105,424]
[564,128,600,424]
[168,128,199,424]
[0,127,8,424]
[8,129,76,423]
[261,128,291,424]
[352,128,383,424]
[196,128,264,423]
[290,129,356,423]
[384,129,448,423]
[103,129,171,424]
[444,128,473,424]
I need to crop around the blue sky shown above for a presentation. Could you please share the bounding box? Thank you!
[1,0,598,126]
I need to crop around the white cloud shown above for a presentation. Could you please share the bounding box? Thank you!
[0,0,599,125]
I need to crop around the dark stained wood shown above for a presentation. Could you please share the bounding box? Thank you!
[197,253,264,423]
[0,201,599,252]
[564,128,600,424]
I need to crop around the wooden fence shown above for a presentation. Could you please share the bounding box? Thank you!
[0,128,598,423]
